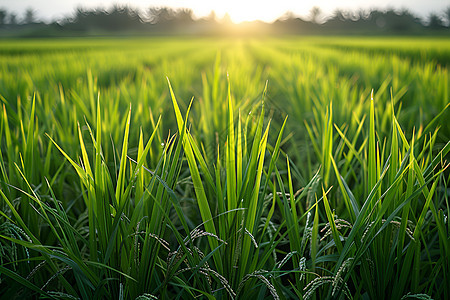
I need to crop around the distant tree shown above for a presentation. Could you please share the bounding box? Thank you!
[444,6,450,27]
[379,9,421,31]
[24,7,36,24]
[332,9,346,21]
[357,8,370,20]
[63,5,142,31]
[222,13,232,24]
[0,9,6,25]
[74,6,86,21]
[279,11,295,21]
[147,7,175,24]
[398,8,413,17]
[309,6,322,24]
[207,10,216,21]
[176,8,193,23]
[8,13,17,25]
[428,12,444,28]
[108,5,142,29]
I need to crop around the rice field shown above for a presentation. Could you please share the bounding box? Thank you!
[0,36,449,299]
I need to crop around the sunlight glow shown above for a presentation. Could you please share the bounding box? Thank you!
[213,1,288,23]
[146,0,312,23]
[188,1,307,23]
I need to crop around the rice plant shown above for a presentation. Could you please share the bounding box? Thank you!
[0,36,449,299]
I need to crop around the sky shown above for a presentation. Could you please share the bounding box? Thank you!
[0,0,447,23]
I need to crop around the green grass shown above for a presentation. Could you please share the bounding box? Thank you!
[0,36,449,299]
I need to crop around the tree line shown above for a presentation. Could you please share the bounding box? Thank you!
[0,5,449,36]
